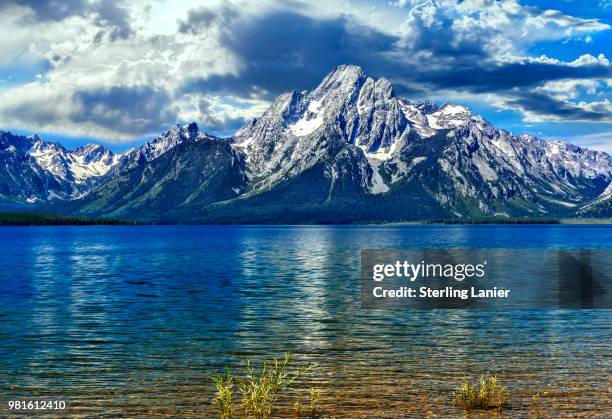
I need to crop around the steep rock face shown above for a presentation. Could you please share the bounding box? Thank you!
[233,65,410,197]
[28,136,120,187]
[578,180,612,217]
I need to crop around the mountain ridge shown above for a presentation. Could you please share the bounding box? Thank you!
[2,64,611,221]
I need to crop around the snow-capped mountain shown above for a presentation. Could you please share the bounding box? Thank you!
[230,64,611,219]
[28,138,120,185]
[71,144,121,181]
[0,131,120,204]
[4,65,612,221]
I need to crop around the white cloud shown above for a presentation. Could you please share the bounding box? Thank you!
[397,0,610,57]
[570,53,610,67]
[538,79,601,100]
[0,0,610,141]
[0,4,91,69]
[577,98,612,114]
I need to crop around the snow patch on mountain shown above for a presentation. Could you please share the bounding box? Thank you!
[68,152,121,182]
[359,139,400,161]
[288,100,324,136]
[369,161,389,194]
[426,104,474,129]
[441,104,469,115]
[540,196,578,208]
[26,138,121,185]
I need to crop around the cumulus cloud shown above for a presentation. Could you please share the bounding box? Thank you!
[396,0,609,54]
[539,79,601,100]
[0,0,610,140]
[178,9,398,99]
[177,94,267,134]
[0,82,177,139]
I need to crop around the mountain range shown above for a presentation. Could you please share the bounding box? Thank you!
[1,65,611,222]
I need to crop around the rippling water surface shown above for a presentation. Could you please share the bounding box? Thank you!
[0,225,610,417]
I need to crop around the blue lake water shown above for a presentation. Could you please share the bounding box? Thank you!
[0,225,610,417]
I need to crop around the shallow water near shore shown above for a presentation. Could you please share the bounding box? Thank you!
[1,225,610,417]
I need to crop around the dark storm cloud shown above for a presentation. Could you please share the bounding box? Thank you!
[179,10,399,99]
[75,86,176,134]
[11,0,132,40]
[91,0,133,41]
[177,3,238,35]
[506,91,609,121]
[196,97,245,133]
[410,60,612,93]
[400,3,489,61]
[13,0,89,21]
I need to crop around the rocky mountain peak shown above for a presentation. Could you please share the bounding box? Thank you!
[313,64,367,96]
[186,122,199,138]
[73,143,106,157]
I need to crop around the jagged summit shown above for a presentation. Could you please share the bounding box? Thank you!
[100,121,218,181]
[314,64,368,96]
[186,121,199,138]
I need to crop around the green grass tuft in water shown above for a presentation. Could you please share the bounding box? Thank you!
[212,353,317,418]
[309,387,321,418]
[212,369,234,419]
[454,375,508,411]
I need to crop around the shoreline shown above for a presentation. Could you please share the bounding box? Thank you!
[1,211,610,226]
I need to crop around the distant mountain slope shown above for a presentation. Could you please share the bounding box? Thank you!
[0,131,119,206]
[65,126,248,221]
[6,65,612,222]
[577,181,612,218]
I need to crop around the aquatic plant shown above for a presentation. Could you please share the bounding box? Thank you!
[212,353,316,418]
[240,353,316,418]
[309,387,321,418]
[212,369,234,419]
[454,375,508,411]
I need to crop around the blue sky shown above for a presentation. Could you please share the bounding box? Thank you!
[0,0,611,153]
